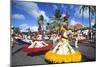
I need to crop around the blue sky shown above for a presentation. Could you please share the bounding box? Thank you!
[12,1,96,32]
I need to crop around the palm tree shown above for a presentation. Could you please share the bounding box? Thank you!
[54,9,61,21]
[88,6,96,29]
[79,5,86,27]
[79,5,96,29]
[63,12,69,28]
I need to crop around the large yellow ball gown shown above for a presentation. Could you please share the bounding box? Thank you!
[45,27,82,63]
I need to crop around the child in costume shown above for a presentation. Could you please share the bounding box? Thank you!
[45,25,82,63]
[22,32,52,53]
[28,33,48,48]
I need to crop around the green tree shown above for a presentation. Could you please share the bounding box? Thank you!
[13,27,20,34]
[54,9,61,21]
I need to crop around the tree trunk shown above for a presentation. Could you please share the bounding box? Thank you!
[89,6,91,30]
[82,10,84,27]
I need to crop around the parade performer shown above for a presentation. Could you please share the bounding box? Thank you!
[77,31,86,43]
[15,33,31,45]
[22,32,52,53]
[22,15,52,53]
[45,25,82,63]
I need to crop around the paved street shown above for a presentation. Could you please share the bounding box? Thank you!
[11,40,96,66]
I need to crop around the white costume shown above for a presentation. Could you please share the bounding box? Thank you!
[28,34,48,48]
[45,27,82,63]
[52,29,75,55]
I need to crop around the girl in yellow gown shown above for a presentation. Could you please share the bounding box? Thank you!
[45,26,82,63]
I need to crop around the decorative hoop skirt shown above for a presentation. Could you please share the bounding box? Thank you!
[22,43,52,53]
[45,50,82,63]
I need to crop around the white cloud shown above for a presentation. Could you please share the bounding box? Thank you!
[19,24,29,32]
[20,24,29,29]
[70,5,74,9]
[61,4,64,8]
[15,2,39,17]
[62,13,66,17]
[91,19,95,26]
[82,9,89,18]
[15,2,49,22]
[74,6,81,17]
[11,25,13,28]
[30,26,38,32]
[53,5,58,10]
[70,19,81,25]
[13,14,25,20]
[19,24,38,32]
